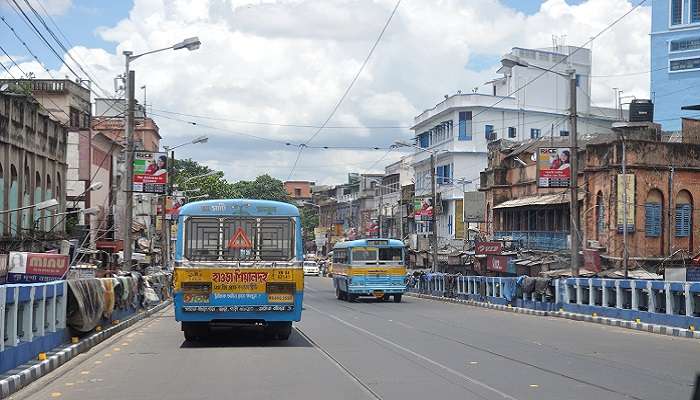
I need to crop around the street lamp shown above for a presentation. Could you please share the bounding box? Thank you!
[121,37,201,268]
[394,140,441,271]
[0,198,59,214]
[500,55,580,277]
[35,207,98,231]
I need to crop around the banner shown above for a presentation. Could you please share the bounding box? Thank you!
[133,151,168,193]
[486,255,511,272]
[537,147,571,188]
[475,241,503,255]
[7,252,70,283]
[166,195,187,220]
[414,197,433,220]
[616,174,635,233]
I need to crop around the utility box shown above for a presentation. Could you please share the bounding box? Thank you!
[629,99,654,122]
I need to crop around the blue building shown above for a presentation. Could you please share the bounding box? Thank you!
[651,0,700,131]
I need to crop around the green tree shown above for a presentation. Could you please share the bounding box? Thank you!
[300,206,319,240]
[230,174,290,202]
[171,158,233,199]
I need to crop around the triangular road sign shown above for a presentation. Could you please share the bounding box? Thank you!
[227,227,253,249]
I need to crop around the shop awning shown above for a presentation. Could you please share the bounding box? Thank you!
[493,192,583,209]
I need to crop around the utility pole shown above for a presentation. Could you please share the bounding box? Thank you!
[430,153,438,272]
[378,193,383,238]
[621,134,629,278]
[568,69,579,277]
[122,55,135,270]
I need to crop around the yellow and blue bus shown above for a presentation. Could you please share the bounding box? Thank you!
[173,199,304,341]
[331,239,406,302]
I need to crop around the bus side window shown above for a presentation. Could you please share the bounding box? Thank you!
[379,247,403,262]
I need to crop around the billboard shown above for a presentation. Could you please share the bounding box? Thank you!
[413,197,434,220]
[165,195,187,220]
[537,147,571,188]
[616,174,635,233]
[6,252,70,283]
[132,151,168,193]
[486,255,511,272]
[463,191,485,222]
[475,241,503,255]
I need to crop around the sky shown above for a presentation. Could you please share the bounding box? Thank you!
[0,0,651,185]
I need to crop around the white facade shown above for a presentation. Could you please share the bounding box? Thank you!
[410,45,620,242]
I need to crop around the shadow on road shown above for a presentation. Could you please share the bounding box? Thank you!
[179,327,313,349]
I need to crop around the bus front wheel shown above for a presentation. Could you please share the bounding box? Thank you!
[393,294,402,303]
[182,322,208,342]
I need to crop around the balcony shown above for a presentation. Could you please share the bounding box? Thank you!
[494,231,568,251]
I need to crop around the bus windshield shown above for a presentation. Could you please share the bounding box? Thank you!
[351,247,378,262]
[184,216,295,262]
[379,247,403,262]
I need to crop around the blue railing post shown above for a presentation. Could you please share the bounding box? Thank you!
[631,280,639,311]
[22,286,36,343]
[5,286,18,347]
[588,278,595,305]
[576,279,583,305]
[36,284,46,338]
[647,281,656,313]
[554,279,560,305]
[685,283,694,317]
[665,282,673,315]
[602,279,610,307]
[615,280,623,309]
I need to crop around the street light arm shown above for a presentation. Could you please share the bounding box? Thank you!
[129,46,175,61]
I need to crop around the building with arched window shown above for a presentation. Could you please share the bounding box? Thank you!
[0,91,67,251]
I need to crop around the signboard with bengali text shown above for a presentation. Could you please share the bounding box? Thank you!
[475,241,503,255]
[6,252,70,283]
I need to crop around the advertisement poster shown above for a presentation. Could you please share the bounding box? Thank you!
[413,197,433,220]
[486,255,511,273]
[133,151,168,193]
[537,147,571,188]
[165,196,187,220]
[616,174,635,233]
[6,252,70,283]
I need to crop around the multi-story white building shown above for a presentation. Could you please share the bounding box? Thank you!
[410,45,620,243]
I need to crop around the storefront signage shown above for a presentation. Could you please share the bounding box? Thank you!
[475,241,503,255]
[486,255,510,272]
[132,151,168,193]
[537,147,571,188]
[6,252,70,283]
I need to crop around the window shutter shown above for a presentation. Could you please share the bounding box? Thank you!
[645,203,661,237]
[675,204,692,237]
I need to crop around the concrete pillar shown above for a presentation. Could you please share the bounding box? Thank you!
[22,286,35,342]
[5,287,18,347]
[615,280,623,309]
[602,279,610,307]
[631,280,639,311]
[665,282,673,315]
[576,279,583,305]
[588,278,595,305]
[564,280,571,304]
[647,281,656,313]
[555,279,561,304]
[685,283,694,317]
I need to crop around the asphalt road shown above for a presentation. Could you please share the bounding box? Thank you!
[14,277,700,400]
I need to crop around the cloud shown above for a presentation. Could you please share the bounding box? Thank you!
[3,0,651,184]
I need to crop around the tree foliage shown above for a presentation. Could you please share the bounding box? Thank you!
[230,174,290,202]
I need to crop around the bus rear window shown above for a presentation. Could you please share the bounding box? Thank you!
[184,217,295,262]
[379,248,403,262]
[351,247,378,262]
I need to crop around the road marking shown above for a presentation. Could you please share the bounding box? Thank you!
[64,383,74,387]
[121,342,129,346]
[94,360,102,365]
[469,361,479,365]
[104,353,112,357]
[529,384,539,388]
[113,347,121,352]
[50,392,62,397]
[306,304,519,400]
[80,371,90,375]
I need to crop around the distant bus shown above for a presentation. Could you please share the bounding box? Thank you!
[331,239,406,302]
[173,199,304,341]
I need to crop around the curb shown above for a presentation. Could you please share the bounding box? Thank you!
[405,292,700,340]
[0,300,171,399]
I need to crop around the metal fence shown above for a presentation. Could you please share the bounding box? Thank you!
[408,274,700,329]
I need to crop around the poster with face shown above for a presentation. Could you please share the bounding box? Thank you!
[537,147,571,188]
[133,151,168,193]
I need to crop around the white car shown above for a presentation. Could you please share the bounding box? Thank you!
[303,261,320,276]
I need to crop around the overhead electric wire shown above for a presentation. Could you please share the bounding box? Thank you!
[287,0,402,179]
[470,0,648,122]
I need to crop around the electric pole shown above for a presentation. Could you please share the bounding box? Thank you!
[568,69,579,277]
[430,152,438,272]
[122,54,135,270]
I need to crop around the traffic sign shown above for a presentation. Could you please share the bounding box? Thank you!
[227,227,253,249]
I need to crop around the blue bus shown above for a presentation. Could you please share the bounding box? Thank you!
[332,239,406,302]
[173,199,304,341]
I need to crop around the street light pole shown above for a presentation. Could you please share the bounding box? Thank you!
[120,37,201,270]
[568,69,580,277]
[430,152,438,272]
